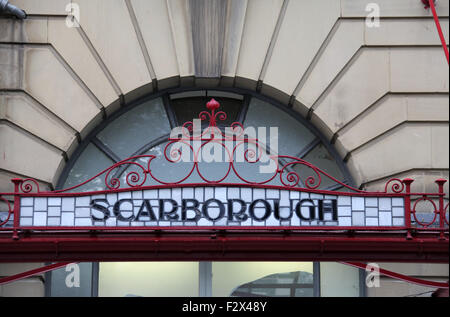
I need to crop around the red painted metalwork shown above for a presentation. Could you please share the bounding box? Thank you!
[436,179,447,240]
[0,262,73,285]
[444,201,449,226]
[0,196,11,228]
[422,0,449,64]
[341,261,449,289]
[0,99,448,264]
[412,196,439,228]
[11,178,21,240]
[403,179,414,240]
[0,234,448,263]
[0,103,436,197]
[3,99,371,194]
[422,0,436,9]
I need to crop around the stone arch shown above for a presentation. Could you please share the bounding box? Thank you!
[0,0,448,195]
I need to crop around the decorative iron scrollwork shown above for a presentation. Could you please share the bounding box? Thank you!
[12,99,409,194]
[0,195,12,227]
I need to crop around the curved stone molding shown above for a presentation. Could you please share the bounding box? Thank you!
[235,0,284,89]
[0,91,77,152]
[335,94,449,157]
[341,0,450,17]
[74,0,152,96]
[262,0,340,97]
[347,123,449,185]
[0,124,65,184]
[0,1,448,192]
[130,0,179,81]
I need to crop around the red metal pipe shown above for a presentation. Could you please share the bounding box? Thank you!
[341,261,449,289]
[0,262,74,285]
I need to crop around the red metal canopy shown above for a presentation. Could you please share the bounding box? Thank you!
[0,99,448,263]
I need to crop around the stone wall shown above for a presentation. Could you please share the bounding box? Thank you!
[0,0,448,297]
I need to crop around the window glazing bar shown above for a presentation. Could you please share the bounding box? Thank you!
[199,262,212,297]
[91,137,122,163]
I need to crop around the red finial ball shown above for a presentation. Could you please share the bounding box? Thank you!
[206,98,220,111]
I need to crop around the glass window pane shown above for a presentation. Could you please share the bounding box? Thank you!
[249,288,290,297]
[119,142,237,186]
[295,288,314,297]
[244,98,316,157]
[212,262,313,297]
[291,143,345,190]
[118,141,285,186]
[252,271,296,284]
[63,143,113,192]
[0,211,13,228]
[97,98,170,159]
[98,262,199,297]
[48,263,95,297]
[229,270,314,297]
[171,97,243,127]
[320,263,360,297]
[62,94,347,191]
[117,142,201,186]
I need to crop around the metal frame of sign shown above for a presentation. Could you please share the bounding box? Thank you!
[0,100,448,263]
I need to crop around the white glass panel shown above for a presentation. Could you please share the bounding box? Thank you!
[97,98,170,159]
[99,262,199,297]
[244,98,316,156]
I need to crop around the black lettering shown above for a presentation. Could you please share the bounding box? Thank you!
[274,199,293,220]
[202,199,225,221]
[227,199,248,221]
[318,199,338,221]
[181,199,201,221]
[295,199,316,221]
[136,199,157,221]
[159,199,179,221]
[249,199,271,221]
[90,199,110,221]
[113,199,135,221]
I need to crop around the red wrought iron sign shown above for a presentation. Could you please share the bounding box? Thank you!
[0,99,448,263]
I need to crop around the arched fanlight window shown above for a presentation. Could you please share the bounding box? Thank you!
[58,89,353,192]
[50,88,361,298]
